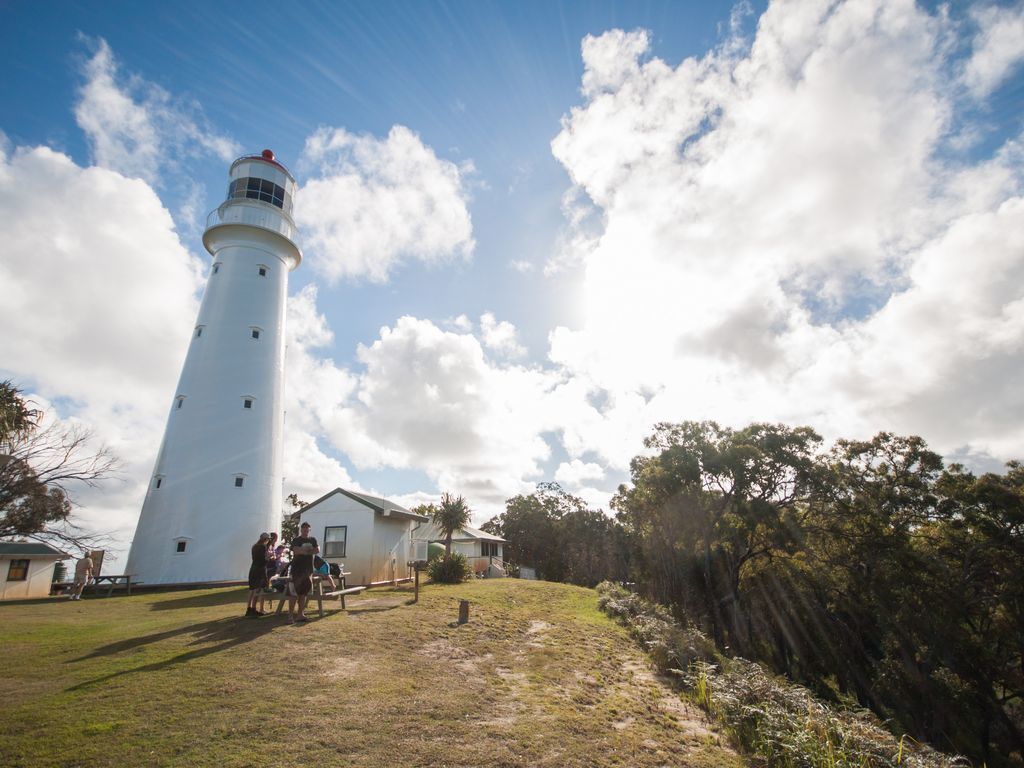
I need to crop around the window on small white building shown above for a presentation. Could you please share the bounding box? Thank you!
[324,526,347,558]
[7,559,29,581]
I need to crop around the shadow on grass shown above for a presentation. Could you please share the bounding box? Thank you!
[148,588,251,611]
[0,596,67,608]
[346,599,408,616]
[65,613,279,691]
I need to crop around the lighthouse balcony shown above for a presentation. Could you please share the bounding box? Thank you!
[205,199,299,244]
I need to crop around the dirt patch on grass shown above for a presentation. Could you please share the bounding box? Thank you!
[319,656,363,680]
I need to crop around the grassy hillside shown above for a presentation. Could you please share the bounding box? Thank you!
[0,579,744,768]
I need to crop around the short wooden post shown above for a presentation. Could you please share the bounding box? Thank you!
[458,599,470,625]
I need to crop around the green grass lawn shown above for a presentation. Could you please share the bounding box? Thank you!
[0,579,743,768]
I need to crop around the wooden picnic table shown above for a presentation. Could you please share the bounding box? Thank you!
[267,572,366,618]
[91,574,132,597]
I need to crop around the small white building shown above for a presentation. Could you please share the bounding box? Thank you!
[295,488,429,586]
[0,542,69,600]
[422,522,507,577]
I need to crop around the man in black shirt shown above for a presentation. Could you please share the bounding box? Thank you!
[289,522,319,623]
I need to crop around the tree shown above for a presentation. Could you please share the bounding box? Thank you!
[282,492,307,542]
[613,421,823,652]
[0,381,117,552]
[485,483,629,585]
[431,492,471,559]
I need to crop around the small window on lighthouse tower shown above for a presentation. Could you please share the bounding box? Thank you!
[175,540,187,553]
[251,327,262,340]
[154,475,164,489]
[234,475,245,488]
[258,266,267,277]
[212,263,221,274]
[175,396,185,410]
[243,398,253,409]
[195,326,204,338]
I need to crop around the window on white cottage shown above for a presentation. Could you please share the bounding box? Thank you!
[7,559,29,581]
[324,526,347,558]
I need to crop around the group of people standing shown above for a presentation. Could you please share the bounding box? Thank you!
[246,521,320,623]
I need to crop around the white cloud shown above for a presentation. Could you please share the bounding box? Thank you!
[961,4,1024,98]
[480,313,527,358]
[547,0,1024,468]
[554,459,606,487]
[74,37,238,183]
[296,315,565,513]
[282,284,359,499]
[0,143,207,558]
[450,314,473,332]
[545,186,602,276]
[296,125,475,284]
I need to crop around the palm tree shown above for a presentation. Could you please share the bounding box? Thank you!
[432,492,471,560]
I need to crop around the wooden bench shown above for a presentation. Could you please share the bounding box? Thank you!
[321,586,367,610]
[90,574,132,597]
[268,574,363,618]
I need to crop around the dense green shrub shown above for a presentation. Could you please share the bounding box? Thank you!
[428,552,470,583]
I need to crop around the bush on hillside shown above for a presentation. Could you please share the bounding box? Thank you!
[428,552,470,583]
[596,581,716,670]
[595,582,967,768]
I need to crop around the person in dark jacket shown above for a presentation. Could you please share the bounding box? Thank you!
[288,522,319,623]
[246,532,271,617]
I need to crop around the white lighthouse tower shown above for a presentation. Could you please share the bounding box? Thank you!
[126,150,301,584]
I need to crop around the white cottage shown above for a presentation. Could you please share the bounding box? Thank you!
[422,522,507,577]
[295,488,429,586]
[0,542,69,600]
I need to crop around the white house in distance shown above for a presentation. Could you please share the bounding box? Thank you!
[295,488,429,586]
[0,542,68,600]
[422,521,507,577]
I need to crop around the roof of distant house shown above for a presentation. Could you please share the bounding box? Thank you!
[427,523,505,543]
[0,541,71,557]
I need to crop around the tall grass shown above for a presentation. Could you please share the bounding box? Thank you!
[596,582,969,768]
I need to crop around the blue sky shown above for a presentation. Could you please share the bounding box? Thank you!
[2,0,1023,565]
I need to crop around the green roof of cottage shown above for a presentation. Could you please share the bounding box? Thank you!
[0,541,70,557]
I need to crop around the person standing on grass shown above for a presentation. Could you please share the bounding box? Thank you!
[288,522,319,623]
[245,532,270,618]
[69,552,93,600]
[259,532,279,614]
